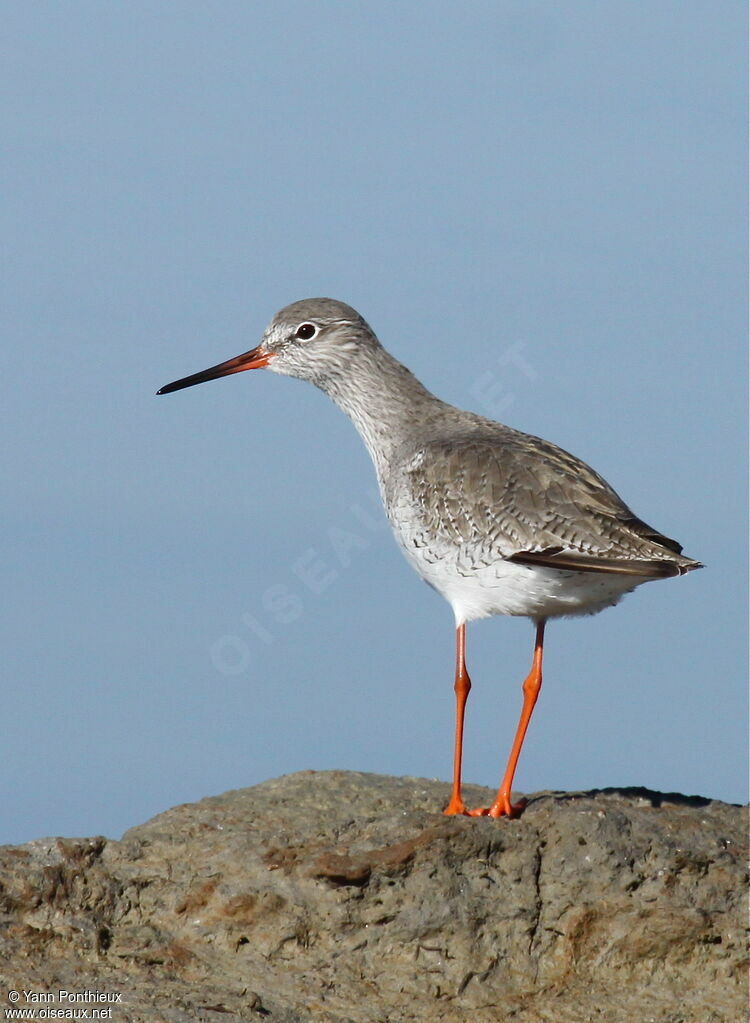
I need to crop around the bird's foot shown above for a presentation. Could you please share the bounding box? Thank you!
[467,795,528,819]
[443,796,471,816]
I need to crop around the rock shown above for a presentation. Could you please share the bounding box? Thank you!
[0,771,746,1023]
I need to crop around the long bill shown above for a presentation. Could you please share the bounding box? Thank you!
[157,345,274,395]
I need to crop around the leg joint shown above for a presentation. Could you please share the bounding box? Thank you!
[522,667,542,699]
[454,668,471,697]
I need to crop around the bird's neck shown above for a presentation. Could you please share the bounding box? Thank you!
[315,344,445,479]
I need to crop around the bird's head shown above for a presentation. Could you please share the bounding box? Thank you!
[157,298,377,395]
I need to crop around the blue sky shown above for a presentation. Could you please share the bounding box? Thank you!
[2,2,746,845]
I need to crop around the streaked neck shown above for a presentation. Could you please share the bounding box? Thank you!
[314,343,445,478]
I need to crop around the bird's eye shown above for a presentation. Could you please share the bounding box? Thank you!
[295,322,317,341]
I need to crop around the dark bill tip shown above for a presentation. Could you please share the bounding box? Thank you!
[157,346,273,395]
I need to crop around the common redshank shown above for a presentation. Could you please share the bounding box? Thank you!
[158,298,702,818]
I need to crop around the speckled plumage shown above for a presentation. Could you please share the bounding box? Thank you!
[255,299,701,624]
[158,296,702,818]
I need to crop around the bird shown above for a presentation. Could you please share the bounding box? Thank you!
[158,298,702,818]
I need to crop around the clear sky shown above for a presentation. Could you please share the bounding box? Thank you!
[2,2,746,846]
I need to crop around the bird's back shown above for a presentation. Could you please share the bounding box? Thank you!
[383,413,701,582]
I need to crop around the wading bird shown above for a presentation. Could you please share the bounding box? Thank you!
[158,299,701,817]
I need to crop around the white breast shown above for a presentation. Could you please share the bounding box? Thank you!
[394,531,649,626]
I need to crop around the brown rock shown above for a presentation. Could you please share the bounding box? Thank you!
[0,771,746,1022]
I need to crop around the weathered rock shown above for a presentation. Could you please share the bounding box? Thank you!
[0,771,746,1023]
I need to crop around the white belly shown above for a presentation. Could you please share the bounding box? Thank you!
[396,538,650,626]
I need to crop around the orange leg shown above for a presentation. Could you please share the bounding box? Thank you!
[443,624,471,816]
[469,620,546,819]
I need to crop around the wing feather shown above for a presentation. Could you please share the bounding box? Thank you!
[387,428,701,577]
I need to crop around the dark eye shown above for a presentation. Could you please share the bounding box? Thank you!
[295,322,317,341]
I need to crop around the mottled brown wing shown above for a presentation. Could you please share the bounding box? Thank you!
[392,431,699,578]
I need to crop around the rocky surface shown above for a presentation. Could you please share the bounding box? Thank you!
[0,771,746,1023]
